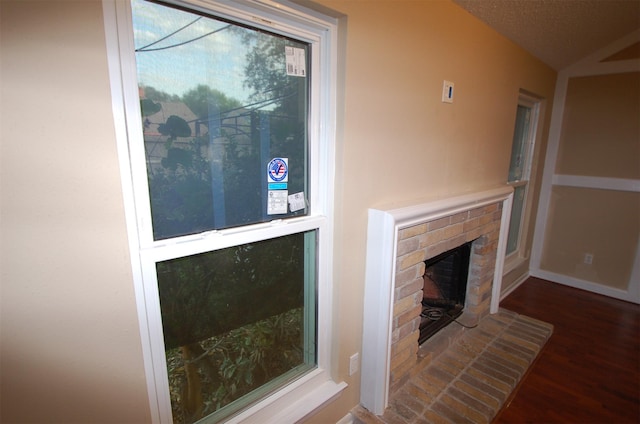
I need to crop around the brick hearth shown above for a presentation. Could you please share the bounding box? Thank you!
[352,309,553,423]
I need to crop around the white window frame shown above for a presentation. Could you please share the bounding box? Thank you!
[504,93,540,274]
[102,1,346,422]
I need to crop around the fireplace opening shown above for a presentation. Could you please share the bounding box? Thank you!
[419,241,472,344]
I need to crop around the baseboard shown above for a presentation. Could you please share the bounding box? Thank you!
[530,268,639,304]
[336,412,354,424]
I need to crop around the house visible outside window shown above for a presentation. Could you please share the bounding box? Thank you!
[506,94,540,266]
[103,0,343,422]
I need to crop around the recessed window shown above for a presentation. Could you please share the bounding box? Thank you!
[506,95,539,260]
[104,0,342,421]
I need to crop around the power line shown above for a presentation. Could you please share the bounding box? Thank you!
[136,23,232,52]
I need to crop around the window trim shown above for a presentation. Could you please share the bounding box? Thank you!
[102,1,345,422]
[504,93,540,273]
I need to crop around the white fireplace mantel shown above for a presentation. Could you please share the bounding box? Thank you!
[360,186,513,415]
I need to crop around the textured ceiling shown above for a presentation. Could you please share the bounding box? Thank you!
[453,0,640,70]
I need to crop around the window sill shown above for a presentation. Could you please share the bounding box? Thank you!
[228,369,347,423]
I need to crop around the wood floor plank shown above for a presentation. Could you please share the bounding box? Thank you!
[494,277,640,424]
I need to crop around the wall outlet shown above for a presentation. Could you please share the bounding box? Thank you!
[349,353,360,376]
[584,253,593,265]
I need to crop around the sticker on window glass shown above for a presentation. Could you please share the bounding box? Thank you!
[268,190,289,215]
[288,192,306,212]
[285,47,306,77]
[267,158,288,183]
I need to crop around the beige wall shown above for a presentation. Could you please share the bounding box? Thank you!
[0,0,556,422]
[541,187,639,290]
[0,1,151,422]
[556,72,640,179]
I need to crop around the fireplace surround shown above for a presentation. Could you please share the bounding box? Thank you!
[361,186,513,415]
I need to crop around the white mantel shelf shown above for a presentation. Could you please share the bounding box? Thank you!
[360,185,514,415]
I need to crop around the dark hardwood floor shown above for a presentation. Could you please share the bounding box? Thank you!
[494,277,640,424]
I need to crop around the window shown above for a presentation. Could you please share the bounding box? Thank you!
[505,94,540,266]
[103,0,344,422]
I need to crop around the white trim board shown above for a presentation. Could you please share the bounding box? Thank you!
[552,175,640,192]
[530,268,640,305]
[530,29,640,304]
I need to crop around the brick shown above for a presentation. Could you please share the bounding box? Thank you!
[469,206,486,218]
[393,292,420,318]
[486,344,531,369]
[510,322,550,343]
[413,372,448,396]
[427,216,451,231]
[483,351,526,375]
[395,277,423,301]
[397,236,420,256]
[438,353,468,375]
[466,366,512,394]
[393,389,426,415]
[443,222,464,239]
[475,355,522,381]
[452,379,501,411]
[440,392,487,423]
[463,217,481,232]
[421,410,452,424]
[405,382,437,406]
[511,319,553,337]
[450,211,469,223]
[459,373,508,403]
[504,326,548,346]
[420,228,445,248]
[396,304,422,328]
[494,337,537,357]
[351,406,384,424]
[470,361,517,387]
[398,250,426,270]
[395,319,418,342]
[392,331,419,361]
[445,234,467,251]
[431,400,475,424]
[381,409,408,424]
[516,315,554,332]
[399,223,427,240]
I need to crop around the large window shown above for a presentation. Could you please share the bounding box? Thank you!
[103,0,343,422]
[506,94,540,265]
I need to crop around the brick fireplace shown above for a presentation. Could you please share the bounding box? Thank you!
[360,186,513,415]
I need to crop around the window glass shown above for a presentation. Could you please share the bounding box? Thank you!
[508,105,531,182]
[133,0,310,240]
[506,185,526,255]
[158,231,317,422]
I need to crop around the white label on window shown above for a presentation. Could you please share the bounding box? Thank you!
[285,47,306,77]
[268,190,288,215]
[288,192,306,212]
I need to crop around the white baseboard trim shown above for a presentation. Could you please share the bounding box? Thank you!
[336,412,354,424]
[530,268,639,304]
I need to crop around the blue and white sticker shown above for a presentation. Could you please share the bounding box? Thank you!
[267,158,288,183]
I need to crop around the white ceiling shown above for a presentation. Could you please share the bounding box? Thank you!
[453,0,640,70]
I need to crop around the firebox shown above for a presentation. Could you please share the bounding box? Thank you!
[419,241,472,344]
